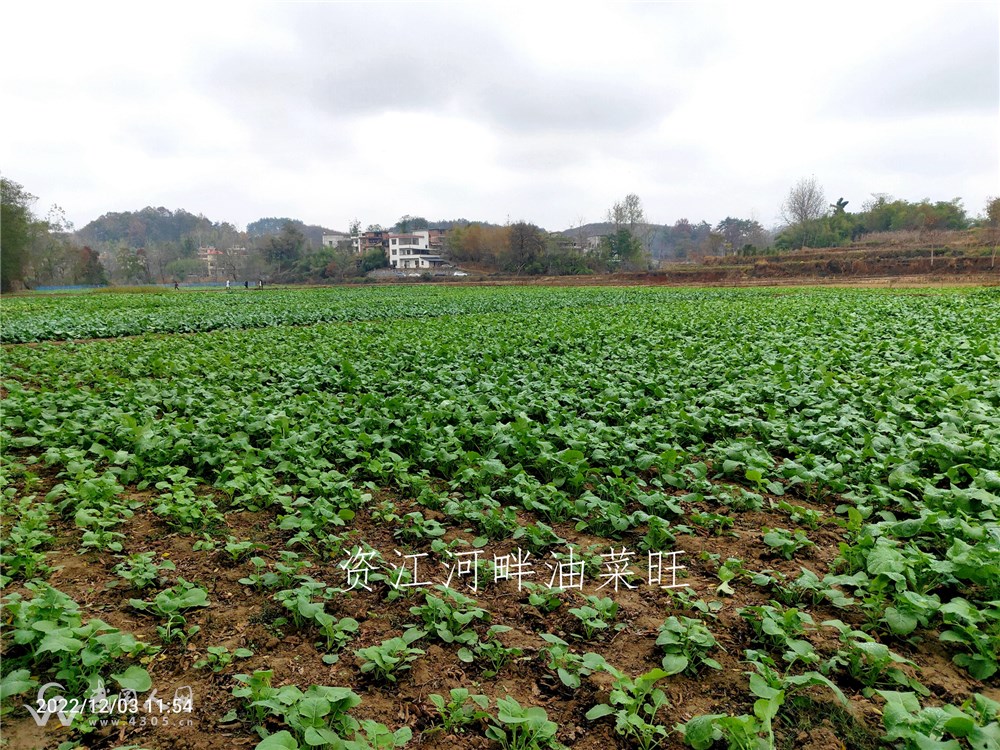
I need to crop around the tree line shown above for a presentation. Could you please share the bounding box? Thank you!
[3,176,997,292]
[775,176,985,251]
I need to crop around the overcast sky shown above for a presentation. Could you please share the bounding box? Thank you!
[2,1,997,233]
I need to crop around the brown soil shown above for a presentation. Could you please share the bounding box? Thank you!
[1,458,935,750]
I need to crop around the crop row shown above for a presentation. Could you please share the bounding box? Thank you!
[2,286,999,749]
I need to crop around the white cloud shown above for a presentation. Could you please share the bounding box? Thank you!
[2,0,996,232]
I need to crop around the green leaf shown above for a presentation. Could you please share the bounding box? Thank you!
[37,632,84,654]
[660,653,689,675]
[884,607,918,636]
[585,704,615,720]
[303,726,339,746]
[0,670,37,701]
[749,673,781,700]
[255,731,300,750]
[681,714,726,750]
[111,666,152,692]
[557,668,579,688]
[297,696,331,722]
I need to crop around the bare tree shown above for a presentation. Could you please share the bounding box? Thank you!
[781,176,827,248]
[574,215,588,250]
[608,193,645,232]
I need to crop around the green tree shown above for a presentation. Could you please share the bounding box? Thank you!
[542,234,591,275]
[165,258,204,282]
[715,217,767,256]
[860,195,967,234]
[824,198,856,245]
[394,215,430,233]
[360,247,388,272]
[265,222,306,277]
[27,223,74,286]
[115,245,151,284]
[601,229,646,270]
[657,219,713,260]
[446,224,510,267]
[324,247,361,281]
[1,178,38,291]
[502,222,546,274]
[75,247,108,285]
[604,194,651,269]
[608,193,645,233]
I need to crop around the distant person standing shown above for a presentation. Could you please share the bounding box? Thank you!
[244,281,249,289]
[226,279,231,290]
[174,281,179,290]
[258,279,263,289]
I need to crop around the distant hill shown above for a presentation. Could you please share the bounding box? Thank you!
[426,218,507,231]
[77,209,339,250]
[557,222,615,239]
[77,207,219,247]
[557,221,715,260]
[246,217,337,248]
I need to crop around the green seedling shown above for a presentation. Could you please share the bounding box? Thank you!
[538,633,607,689]
[678,657,846,750]
[355,629,426,683]
[762,527,815,559]
[428,688,489,734]
[0,495,55,584]
[231,676,410,749]
[273,577,358,659]
[239,552,314,590]
[639,516,676,552]
[408,585,489,645]
[823,619,928,695]
[486,696,562,750]
[938,597,1000,680]
[394,511,447,542]
[513,521,566,554]
[113,551,176,590]
[876,690,1000,750]
[457,625,523,678]
[223,538,266,562]
[194,645,254,672]
[129,578,210,645]
[586,665,670,750]
[153,470,224,532]
[522,582,563,614]
[2,583,156,695]
[773,500,824,529]
[656,615,723,675]
[568,595,619,640]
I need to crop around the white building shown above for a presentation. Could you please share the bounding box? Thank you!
[397,254,446,269]
[322,233,350,248]
[387,231,446,269]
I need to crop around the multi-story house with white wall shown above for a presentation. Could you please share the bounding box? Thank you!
[348,227,448,269]
[387,230,446,269]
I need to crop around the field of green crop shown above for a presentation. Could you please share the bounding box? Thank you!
[2,285,999,750]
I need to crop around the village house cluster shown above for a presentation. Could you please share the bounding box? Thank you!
[324,228,448,270]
